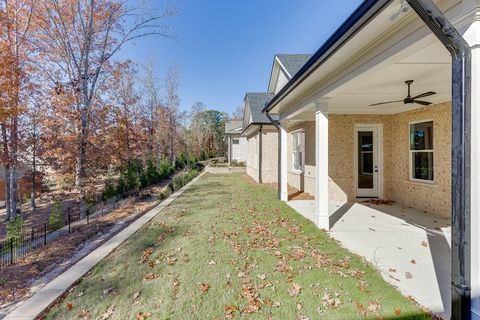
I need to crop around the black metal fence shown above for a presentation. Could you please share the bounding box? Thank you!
[0,209,90,269]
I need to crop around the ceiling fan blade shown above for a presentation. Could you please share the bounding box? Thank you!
[412,91,436,99]
[369,100,403,107]
[413,100,432,106]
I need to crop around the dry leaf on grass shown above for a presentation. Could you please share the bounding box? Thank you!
[367,300,381,313]
[395,307,402,316]
[288,282,301,297]
[143,273,156,281]
[356,302,367,316]
[200,283,210,294]
[99,306,114,320]
[224,304,238,319]
[136,311,152,320]
[66,303,74,311]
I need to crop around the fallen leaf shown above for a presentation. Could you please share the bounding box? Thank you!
[367,300,381,313]
[288,282,302,297]
[421,241,428,247]
[133,292,141,300]
[200,282,210,294]
[410,259,417,264]
[78,309,90,319]
[208,260,216,265]
[66,303,74,311]
[224,304,238,319]
[143,273,156,281]
[395,307,401,316]
[405,272,413,279]
[257,274,268,280]
[102,287,115,297]
[136,311,152,320]
[99,306,114,320]
[356,302,367,316]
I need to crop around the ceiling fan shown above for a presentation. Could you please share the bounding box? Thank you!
[369,80,437,107]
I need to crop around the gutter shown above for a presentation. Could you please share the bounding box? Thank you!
[405,1,472,319]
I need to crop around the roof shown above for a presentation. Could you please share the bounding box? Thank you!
[225,120,243,134]
[245,93,278,124]
[264,0,391,113]
[276,54,312,78]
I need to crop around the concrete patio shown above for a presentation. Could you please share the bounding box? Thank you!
[287,200,451,319]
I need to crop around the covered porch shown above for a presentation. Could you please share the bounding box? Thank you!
[265,0,480,318]
[288,199,451,318]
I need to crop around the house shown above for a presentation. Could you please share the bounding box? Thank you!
[241,54,312,184]
[242,93,278,183]
[225,120,247,166]
[262,0,479,318]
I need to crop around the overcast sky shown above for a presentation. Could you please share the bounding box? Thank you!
[119,0,364,114]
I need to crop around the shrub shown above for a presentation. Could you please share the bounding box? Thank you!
[6,216,24,242]
[231,160,246,167]
[146,159,160,185]
[159,158,174,179]
[48,201,63,231]
[172,169,198,191]
[102,180,117,201]
[116,176,127,196]
[0,277,5,286]
[158,188,172,200]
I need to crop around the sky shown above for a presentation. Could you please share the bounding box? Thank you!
[119,0,364,115]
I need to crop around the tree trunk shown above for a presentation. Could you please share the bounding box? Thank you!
[8,116,18,222]
[31,139,36,212]
[1,124,11,221]
[75,110,88,189]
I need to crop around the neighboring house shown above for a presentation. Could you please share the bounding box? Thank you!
[225,120,247,165]
[242,93,278,183]
[263,0,479,317]
[241,54,312,184]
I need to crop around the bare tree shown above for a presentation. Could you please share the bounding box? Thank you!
[231,105,244,120]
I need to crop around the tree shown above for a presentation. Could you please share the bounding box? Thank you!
[231,106,244,120]
[0,0,35,221]
[34,0,174,191]
[163,67,180,161]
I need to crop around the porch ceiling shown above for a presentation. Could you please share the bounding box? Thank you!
[289,38,451,120]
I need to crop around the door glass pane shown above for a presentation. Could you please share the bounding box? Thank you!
[358,131,373,189]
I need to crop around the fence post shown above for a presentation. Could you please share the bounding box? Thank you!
[43,223,47,246]
[10,238,14,265]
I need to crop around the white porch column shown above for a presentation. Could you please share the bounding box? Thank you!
[314,99,330,230]
[465,19,480,319]
[227,135,231,167]
[279,120,288,201]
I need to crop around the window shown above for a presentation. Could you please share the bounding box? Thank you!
[292,131,305,171]
[410,121,434,181]
[232,139,239,145]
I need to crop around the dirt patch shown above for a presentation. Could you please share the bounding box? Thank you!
[0,186,163,307]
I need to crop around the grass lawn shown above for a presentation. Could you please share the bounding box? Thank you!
[45,173,431,320]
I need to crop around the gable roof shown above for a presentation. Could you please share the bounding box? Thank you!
[276,54,313,78]
[244,93,277,124]
[225,120,243,134]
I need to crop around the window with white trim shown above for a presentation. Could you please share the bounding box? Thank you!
[409,121,434,181]
[292,131,305,172]
[232,139,239,145]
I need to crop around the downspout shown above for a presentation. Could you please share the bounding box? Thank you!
[259,126,263,183]
[265,112,282,199]
[405,1,472,319]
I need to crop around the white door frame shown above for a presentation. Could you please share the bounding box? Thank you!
[353,124,384,199]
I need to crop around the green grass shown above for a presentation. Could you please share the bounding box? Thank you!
[45,173,431,320]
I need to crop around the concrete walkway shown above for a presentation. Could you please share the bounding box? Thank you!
[4,172,205,320]
[287,200,451,319]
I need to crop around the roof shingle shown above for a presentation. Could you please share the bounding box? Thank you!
[276,54,312,78]
[245,93,278,124]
